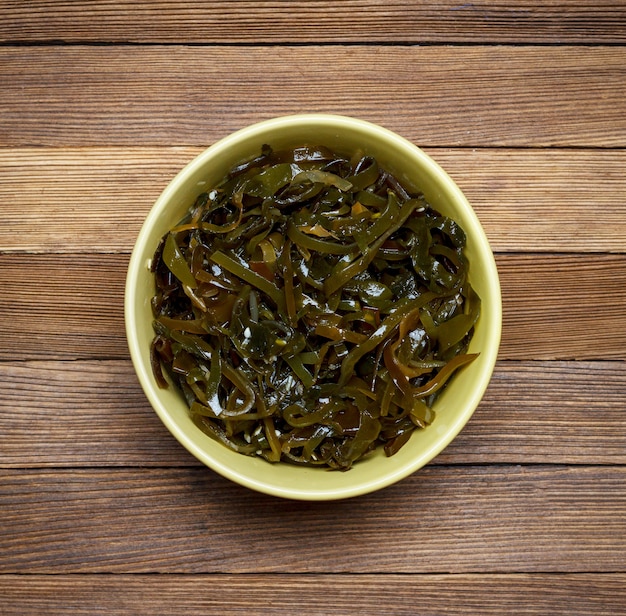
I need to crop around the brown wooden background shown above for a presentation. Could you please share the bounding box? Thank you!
[1,2,625,614]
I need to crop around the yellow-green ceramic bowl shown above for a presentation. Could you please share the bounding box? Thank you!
[125,114,501,500]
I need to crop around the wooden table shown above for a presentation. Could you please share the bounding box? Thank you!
[1,3,625,614]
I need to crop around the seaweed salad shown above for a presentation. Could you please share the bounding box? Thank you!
[150,145,480,470]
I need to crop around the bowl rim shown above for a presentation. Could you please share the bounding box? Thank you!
[125,113,502,500]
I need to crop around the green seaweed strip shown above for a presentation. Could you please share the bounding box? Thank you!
[162,233,197,289]
[210,250,286,312]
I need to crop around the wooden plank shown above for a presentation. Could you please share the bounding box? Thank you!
[2,147,626,254]
[0,573,624,615]
[0,254,128,360]
[1,360,624,468]
[428,359,626,464]
[1,253,625,361]
[1,46,625,148]
[1,466,624,572]
[1,1,625,44]
[0,359,192,468]
[499,253,626,359]
[0,148,189,254]
[434,148,626,254]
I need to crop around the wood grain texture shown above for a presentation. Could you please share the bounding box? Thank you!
[0,573,624,616]
[2,147,626,254]
[2,45,625,148]
[1,466,624,573]
[419,359,626,464]
[0,359,194,468]
[500,253,626,359]
[0,253,128,360]
[1,1,625,44]
[2,253,625,361]
[1,360,624,468]
[2,0,625,609]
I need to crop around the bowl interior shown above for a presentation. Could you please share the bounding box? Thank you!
[125,114,501,500]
